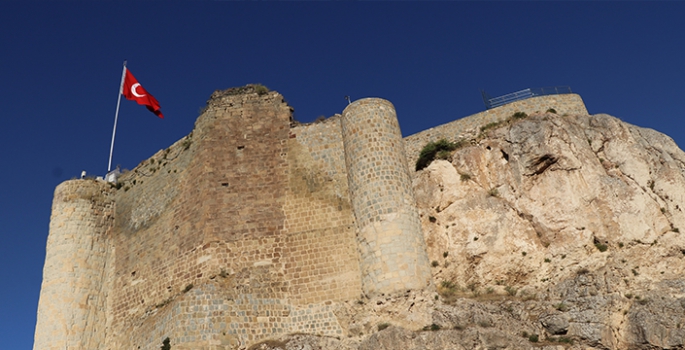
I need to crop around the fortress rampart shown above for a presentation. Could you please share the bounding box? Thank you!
[35,88,587,349]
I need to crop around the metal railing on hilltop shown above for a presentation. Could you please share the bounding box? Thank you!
[481,86,572,109]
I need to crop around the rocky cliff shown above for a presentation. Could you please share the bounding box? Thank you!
[253,112,685,350]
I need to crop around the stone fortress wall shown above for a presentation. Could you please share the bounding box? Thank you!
[34,88,587,350]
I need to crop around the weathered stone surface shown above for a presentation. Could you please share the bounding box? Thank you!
[540,313,569,335]
[415,111,685,349]
[36,88,685,350]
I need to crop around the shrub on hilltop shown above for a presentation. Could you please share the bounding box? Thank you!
[416,139,464,171]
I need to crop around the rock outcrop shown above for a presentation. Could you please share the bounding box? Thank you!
[250,112,685,350]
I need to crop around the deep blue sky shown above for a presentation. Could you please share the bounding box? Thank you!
[3,2,685,348]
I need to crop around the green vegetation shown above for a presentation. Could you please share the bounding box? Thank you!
[480,112,528,134]
[480,121,502,133]
[554,302,569,312]
[222,83,270,96]
[416,139,465,171]
[155,298,172,309]
[181,136,192,151]
[595,243,608,252]
[161,337,171,350]
[512,111,528,119]
[441,280,455,289]
[436,150,453,160]
[253,84,270,95]
[378,323,390,331]
[437,280,459,302]
[422,323,441,331]
[505,286,518,296]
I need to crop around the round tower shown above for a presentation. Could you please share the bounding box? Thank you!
[341,98,431,296]
[34,179,114,350]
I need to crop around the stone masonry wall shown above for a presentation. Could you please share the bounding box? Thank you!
[36,90,584,349]
[285,117,362,306]
[403,94,588,166]
[341,98,432,296]
[102,90,362,349]
[108,90,295,348]
[33,180,115,350]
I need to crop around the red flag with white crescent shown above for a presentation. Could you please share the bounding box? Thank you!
[122,68,164,118]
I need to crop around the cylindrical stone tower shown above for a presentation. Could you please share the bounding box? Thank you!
[34,180,114,350]
[341,98,431,296]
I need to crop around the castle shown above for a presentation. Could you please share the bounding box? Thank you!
[34,86,588,350]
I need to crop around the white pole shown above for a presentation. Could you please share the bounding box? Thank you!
[108,60,127,172]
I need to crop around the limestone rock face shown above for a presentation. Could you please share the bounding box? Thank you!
[414,112,685,349]
[245,112,685,350]
[240,112,685,350]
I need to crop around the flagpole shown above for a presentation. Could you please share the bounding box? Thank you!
[108,60,127,173]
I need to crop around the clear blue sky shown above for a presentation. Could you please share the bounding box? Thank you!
[2,2,685,348]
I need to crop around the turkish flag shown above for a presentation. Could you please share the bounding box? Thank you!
[122,68,164,118]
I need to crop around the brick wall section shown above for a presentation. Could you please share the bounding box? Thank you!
[341,98,432,296]
[115,238,292,350]
[102,90,358,349]
[115,237,345,350]
[109,129,200,338]
[289,115,347,179]
[107,90,294,348]
[403,94,588,167]
[283,228,360,305]
[34,180,114,350]
[285,117,352,233]
[284,117,362,305]
[188,90,291,245]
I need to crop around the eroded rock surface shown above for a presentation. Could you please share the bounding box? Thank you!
[250,112,685,350]
[412,113,685,349]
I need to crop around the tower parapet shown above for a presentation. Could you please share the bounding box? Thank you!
[341,98,432,296]
[34,179,114,350]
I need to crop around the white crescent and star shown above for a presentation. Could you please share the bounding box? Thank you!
[131,83,146,98]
